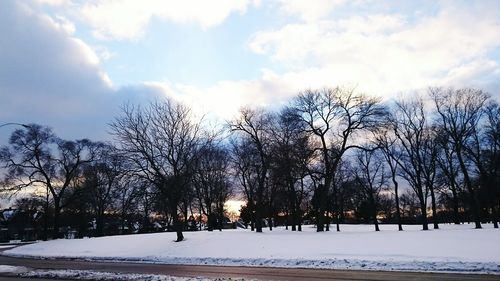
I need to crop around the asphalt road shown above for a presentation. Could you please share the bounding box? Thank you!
[0,246,499,281]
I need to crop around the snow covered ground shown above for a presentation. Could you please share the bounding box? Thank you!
[0,266,249,281]
[3,224,500,274]
[21,269,253,281]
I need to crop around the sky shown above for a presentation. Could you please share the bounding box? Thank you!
[1,0,500,143]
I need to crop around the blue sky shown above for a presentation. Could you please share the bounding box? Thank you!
[1,0,500,143]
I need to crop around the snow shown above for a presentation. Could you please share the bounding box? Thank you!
[0,265,28,273]
[4,224,500,274]
[21,269,253,281]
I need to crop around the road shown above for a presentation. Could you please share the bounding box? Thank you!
[0,247,499,281]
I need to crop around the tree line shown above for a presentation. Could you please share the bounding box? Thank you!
[1,87,498,241]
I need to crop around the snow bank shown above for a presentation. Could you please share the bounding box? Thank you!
[0,265,28,273]
[21,269,253,281]
[4,224,500,274]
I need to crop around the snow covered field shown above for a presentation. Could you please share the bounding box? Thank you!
[0,266,247,281]
[4,224,500,274]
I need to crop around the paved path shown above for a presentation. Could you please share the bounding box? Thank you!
[0,247,499,280]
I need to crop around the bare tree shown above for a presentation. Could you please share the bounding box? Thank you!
[353,149,388,231]
[0,124,97,238]
[229,108,272,233]
[294,87,387,231]
[376,129,403,231]
[268,107,313,231]
[193,143,232,231]
[435,128,462,225]
[464,101,500,228]
[389,98,431,230]
[422,127,439,229]
[483,102,500,228]
[431,88,489,229]
[110,99,206,241]
[231,137,260,231]
[81,143,126,236]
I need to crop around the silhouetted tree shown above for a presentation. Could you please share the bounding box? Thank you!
[81,143,126,236]
[268,107,313,231]
[110,99,208,242]
[229,108,272,233]
[354,149,388,231]
[193,143,232,231]
[389,98,431,230]
[377,129,403,230]
[294,87,387,231]
[0,124,97,238]
[431,88,489,229]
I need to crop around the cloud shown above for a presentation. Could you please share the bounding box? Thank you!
[0,1,155,141]
[143,67,344,122]
[33,0,70,6]
[2,0,499,149]
[249,1,500,97]
[0,1,234,142]
[277,0,347,21]
[80,0,251,40]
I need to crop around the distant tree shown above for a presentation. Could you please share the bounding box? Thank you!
[399,189,420,223]
[14,195,45,239]
[231,137,259,231]
[353,149,388,231]
[193,143,232,231]
[0,124,97,238]
[81,143,126,236]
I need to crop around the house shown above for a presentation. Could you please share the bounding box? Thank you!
[0,208,42,242]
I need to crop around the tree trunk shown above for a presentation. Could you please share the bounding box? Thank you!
[492,206,499,228]
[369,192,379,232]
[172,213,184,242]
[285,209,289,230]
[317,138,330,232]
[490,197,498,228]
[325,211,330,231]
[255,201,263,232]
[419,198,429,231]
[289,180,296,231]
[170,194,184,241]
[96,211,104,237]
[456,149,482,229]
[316,212,324,232]
[297,213,302,232]
[450,184,460,224]
[52,198,61,239]
[269,215,273,231]
[429,186,439,229]
[393,177,403,231]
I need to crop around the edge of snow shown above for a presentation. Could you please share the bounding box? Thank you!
[3,252,499,275]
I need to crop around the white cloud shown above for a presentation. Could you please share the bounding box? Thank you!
[0,1,115,140]
[249,2,500,97]
[142,67,345,121]
[80,0,251,40]
[277,0,346,21]
[33,0,70,6]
